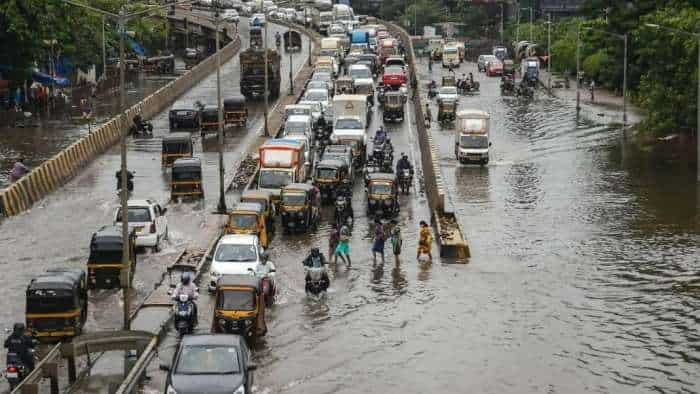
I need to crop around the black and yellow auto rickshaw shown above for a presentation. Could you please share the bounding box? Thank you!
[283,30,302,52]
[87,225,137,289]
[313,159,350,203]
[335,76,354,95]
[224,96,248,127]
[382,90,406,122]
[240,189,276,230]
[280,183,319,232]
[199,105,221,136]
[438,99,457,125]
[225,202,270,248]
[162,132,193,167]
[212,275,267,340]
[366,173,399,217]
[171,157,204,201]
[26,268,88,341]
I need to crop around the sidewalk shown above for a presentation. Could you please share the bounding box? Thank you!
[538,69,643,126]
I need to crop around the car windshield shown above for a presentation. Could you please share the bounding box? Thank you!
[335,119,362,129]
[386,60,404,67]
[459,118,486,131]
[175,345,240,375]
[282,192,306,205]
[229,214,257,229]
[460,134,488,149]
[370,182,392,194]
[259,170,293,189]
[308,81,327,90]
[385,66,403,74]
[116,207,151,223]
[304,90,327,102]
[316,168,337,179]
[350,67,371,79]
[440,87,457,95]
[215,243,257,262]
[217,290,256,310]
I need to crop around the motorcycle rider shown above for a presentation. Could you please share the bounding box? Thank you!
[275,31,282,47]
[254,256,277,299]
[4,323,36,373]
[396,153,413,175]
[172,272,198,326]
[374,126,387,145]
[302,247,330,290]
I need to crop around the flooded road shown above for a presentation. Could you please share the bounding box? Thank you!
[0,18,310,393]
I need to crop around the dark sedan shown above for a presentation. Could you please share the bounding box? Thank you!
[165,334,256,394]
[169,101,202,131]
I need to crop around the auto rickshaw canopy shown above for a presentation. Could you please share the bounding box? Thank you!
[216,274,261,293]
[162,133,193,153]
[442,75,456,87]
[224,96,246,111]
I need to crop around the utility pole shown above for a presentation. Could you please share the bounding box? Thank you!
[575,23,581,116]
[289,50,294,95]
[547,12,551,91]
[102,16,107,80]
[499,3,504,44]
[529,7,533,43]
[515,4,520,43]
[263,18,269,137]
[117,6,130,335]
[622,33,628,127]
[215,4,227,213]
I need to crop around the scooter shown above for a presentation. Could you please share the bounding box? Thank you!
[129,116,153,136]
[5,351,33,390]
[305,265,330,295]
[173,293,196,336]
[249,267,276,308]
[398,169,413,194]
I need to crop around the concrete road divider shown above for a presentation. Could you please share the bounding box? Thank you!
[0,16,241,218]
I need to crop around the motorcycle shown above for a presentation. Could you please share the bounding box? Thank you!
[398,169,412,194]
[304,264,329,295]
[5,351,33,390]
[115,170,134,193]
[173,294,196,336]
[129,116,153,136]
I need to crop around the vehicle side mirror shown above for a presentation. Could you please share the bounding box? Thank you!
[247,363,258,371]
[159,361,171,371]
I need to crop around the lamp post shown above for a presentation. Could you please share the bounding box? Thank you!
[546,13,551,91]
[646,23,700,181]
[499,2,504,44]
[582,26,628,126]
[576,23,581,115]
[263,13,270,137]
[289,49,294,95]
[215,3,227,213]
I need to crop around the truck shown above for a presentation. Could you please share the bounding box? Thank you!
[319,11,334,35]
[333,4,355,31]
[331,94,369,167]
[454,109,490,166]
[521,56,540,87]
[257,139,309,203]
[320,37,342,60]
[351,30,370,50]
[240,48,281,99]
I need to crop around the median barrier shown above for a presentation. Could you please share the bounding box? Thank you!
[0,17,241,218]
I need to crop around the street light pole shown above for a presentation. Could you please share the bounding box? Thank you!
[117,7,130,333]
[215,7,227,213]
[499,3,504,44]
[547,13,551,91]
[102,16,107,80]
[622,33,628,126]
[529,7,533,43]
[515,5,520,43]
[263,20,269,137]
[576,23,581,116]
[289,51,294,95]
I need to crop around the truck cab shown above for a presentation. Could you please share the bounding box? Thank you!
[257,139,307,203]
[442,45,460,68]
[454,109,491,166]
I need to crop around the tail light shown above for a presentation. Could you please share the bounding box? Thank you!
[7,366,17,373]
[150,222,156,233]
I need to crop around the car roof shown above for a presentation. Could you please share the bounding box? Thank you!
[93,224,126,240]
[241,189,272,199]
[218,233,259,245]
[126,199,155,207]
[173,157,202,168]
[317,158,346,168]
[28,269,84,292]
[233,202,264,213]
[368,172,396,182]
[284,182,314,191]
[181,333,246,347]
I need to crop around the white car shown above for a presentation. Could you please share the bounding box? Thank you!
[283,114,314,142]
[222,9,239,23]
[283,8,296,21]
[437,86,459,103]
[114,199,168,251]
[348,64,374,86]
[208,234,267,291]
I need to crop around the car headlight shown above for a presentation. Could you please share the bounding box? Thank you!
[234,384,246,394]
[297,211,304,217]
[210,270,221,278]
[166,384,178,394]
[219,318,227,327]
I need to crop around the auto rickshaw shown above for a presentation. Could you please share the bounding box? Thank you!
[224,96,247,127]
[211,275,267,339]
[442,75,456,87]
[250,26,263,48]
[335,76,354,95]
[382,90,406,122]
[280,183,319,232]
[171,157,204,201]
[313,159,350,203]
[142,54,175,74]
[366,173,399,217]
[184,48,203,69]
[225,202,270,248]
[200,105,221,136]
[26,268,88,341]
[283,30,302,52]
[438,99,457,125]
[162,132,193,167]
[87,225,137,289]
[240,189,276,230]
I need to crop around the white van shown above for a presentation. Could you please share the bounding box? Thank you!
[454,109,491,165]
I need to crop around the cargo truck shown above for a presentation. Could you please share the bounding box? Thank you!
[257,139,309,203]
[240,48,281,99]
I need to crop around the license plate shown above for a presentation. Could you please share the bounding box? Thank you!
[6,372,18,379]
[468,155,481,160]
[133,226,144,232]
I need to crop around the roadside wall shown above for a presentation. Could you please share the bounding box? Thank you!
[0,18,240,218]
[383,21,446,213]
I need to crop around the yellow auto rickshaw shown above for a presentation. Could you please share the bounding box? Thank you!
[224,96,247,127]
[382,90,406,122]
[200,105,221,136]
[26,268,88,341]
[313,159,350,203]
[171,157,204,201]
[438,99,457,125]
[87,225,137,289]
[162,132,193,167]
[240,189,276,230]
[211,275,267,340]
[280,183,320,233]
[442,75,456,87]
[225,202,270,248]
[366,172,399,217]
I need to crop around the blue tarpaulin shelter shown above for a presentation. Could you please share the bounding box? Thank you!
[31,71,70,87]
